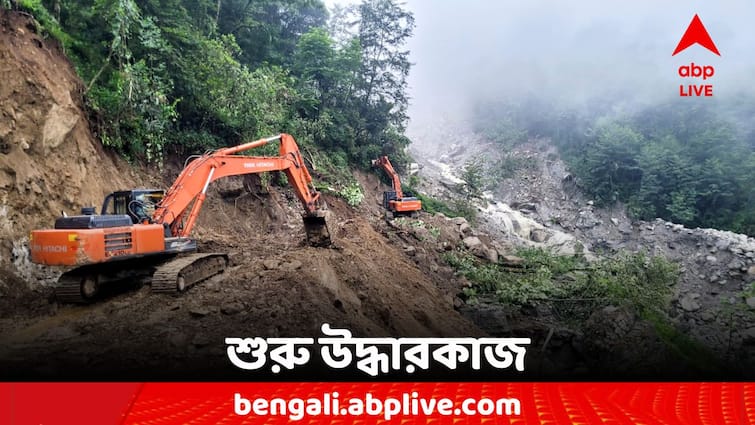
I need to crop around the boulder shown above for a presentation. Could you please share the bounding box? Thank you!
[679,293,701,312]
[189,307,210,318]
[41,104,79,152]
[530,229,549,243]
[470,244,490,260]
[452,217,468,226]
[618,223,633,234]
[462,236,482,250]
[727,259,744,271]
[501,255,525,267]
[511,202,537,212]
[281,260,303,271]
[262,259,279,270]
[221,302,244,315]
[485,247,499,263]
[412,227,431,241]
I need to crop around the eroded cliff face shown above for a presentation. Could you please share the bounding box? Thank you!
[0,10,137,284]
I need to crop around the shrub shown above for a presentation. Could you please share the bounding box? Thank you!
[339,182,364,206]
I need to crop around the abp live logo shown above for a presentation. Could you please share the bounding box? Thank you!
[673,14,720,97]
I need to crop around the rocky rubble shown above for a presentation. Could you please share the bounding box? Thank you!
[478,195,586,257]
[386,213,525,268]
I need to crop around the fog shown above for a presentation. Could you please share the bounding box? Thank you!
[404,0,755,134]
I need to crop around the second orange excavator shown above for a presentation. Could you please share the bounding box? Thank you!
[29,133,331,303]
[371,155,422,217]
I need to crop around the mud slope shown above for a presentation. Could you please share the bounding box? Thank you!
[0,10,138,284]
[0,187,483,379]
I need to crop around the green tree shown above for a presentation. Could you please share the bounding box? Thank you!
[19,0,418,175]
[217,0,327,67]
[459,157,487,200]
[355,0,414,131]
[576,122,643,205]
[79,0,178,163]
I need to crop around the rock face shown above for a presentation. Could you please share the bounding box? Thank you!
[0,10,137,286]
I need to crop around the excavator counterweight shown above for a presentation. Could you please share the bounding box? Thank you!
[30,133,331,303]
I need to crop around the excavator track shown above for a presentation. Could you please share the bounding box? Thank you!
[55,273,95,304]
[151,253,228,294]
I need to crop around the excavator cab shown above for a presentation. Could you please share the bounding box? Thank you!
[52,189,166,230]
[101,190,165,224]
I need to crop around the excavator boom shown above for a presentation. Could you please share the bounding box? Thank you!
[371,156,404,198]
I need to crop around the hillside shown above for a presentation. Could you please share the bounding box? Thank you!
[410,118,755,377]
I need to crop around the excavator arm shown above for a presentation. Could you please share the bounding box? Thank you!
[153,133,330,244]
[371,156,404,198]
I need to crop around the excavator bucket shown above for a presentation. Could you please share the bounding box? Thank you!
[303,210,332,247]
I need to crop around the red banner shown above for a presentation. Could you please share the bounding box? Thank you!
[2,382,753,424]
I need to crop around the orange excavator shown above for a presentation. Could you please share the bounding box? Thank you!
[371,156,421,217]
[29,133,331,303]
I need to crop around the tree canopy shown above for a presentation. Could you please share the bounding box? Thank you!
[11,0,415,170]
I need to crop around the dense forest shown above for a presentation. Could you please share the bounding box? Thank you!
[474,96,755,236]
[7,0,414,172]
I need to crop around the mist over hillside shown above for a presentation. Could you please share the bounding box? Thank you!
[405,0,755,130]
[400,1,755,236]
